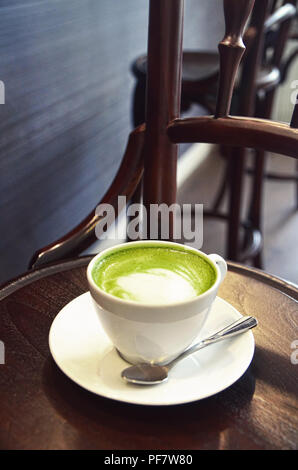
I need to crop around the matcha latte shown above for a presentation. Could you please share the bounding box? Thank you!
[91,245,216,305]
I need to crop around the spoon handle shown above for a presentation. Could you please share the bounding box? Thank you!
[167,316,257,370]
[202,316,258,344]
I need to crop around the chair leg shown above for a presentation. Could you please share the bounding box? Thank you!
[212,172,228,212]
[247,148,266,269]
[227,147,246,261]
[142,0,183,240]
[254,243,263,269]
[211,146,231,212]
[245,88,273,268]
[132,77,146,128]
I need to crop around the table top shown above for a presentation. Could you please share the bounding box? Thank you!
[0,257,297,450]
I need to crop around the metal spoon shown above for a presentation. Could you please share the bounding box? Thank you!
[121,316,257,385]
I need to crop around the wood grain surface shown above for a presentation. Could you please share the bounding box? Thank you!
[0,257,297,450]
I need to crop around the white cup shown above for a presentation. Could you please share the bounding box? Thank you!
[87,240,227,365]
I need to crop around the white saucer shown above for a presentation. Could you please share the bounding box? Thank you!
[49,293,255,406]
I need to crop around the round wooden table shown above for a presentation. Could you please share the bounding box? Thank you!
[0,257,297,450]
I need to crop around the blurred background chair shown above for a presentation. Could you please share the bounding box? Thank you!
[132,1,297,127]
[136,0,298,263]
[164,0,298,242]
[131,0,298,268]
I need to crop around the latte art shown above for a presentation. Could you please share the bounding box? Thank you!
[92,246,216,305]
[115,268,198,304]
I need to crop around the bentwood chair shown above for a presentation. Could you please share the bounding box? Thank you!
[131,1,297,128]
[138,0,298,265]
[216,0,298,267]
[30,0,298,272]
[211,0,298,267]
[132,0,297,267]
[131,0,298,268]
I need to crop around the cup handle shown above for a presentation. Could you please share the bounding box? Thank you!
[208,254,227,282]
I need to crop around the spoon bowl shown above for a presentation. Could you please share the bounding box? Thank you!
[121,364,169,385]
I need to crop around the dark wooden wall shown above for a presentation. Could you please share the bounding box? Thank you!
[0,0,223,284]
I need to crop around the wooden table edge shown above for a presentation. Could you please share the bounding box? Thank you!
[0,257,297,302]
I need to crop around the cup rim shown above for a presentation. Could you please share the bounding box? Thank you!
[87,240,223,309]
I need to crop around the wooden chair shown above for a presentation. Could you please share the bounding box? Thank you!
[131,1,297,128]
[210,0,298,267]
[30,0,298,271]
[220,0,298,267]
[141,0,298,256]
[223,0,298,255]
[253,0,298,211]
[131,0,298,267]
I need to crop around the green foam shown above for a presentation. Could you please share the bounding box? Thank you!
[92,245,216,304]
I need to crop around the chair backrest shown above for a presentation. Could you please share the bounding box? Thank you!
[142,0,297,194]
